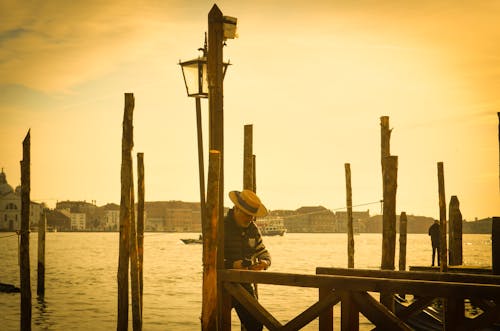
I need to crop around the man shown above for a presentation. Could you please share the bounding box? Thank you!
[224,189,271,331]
[428,219,440,266]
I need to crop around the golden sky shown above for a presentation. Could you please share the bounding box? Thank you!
[1,0,499,220]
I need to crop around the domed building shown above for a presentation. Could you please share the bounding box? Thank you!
[0,169,42,231]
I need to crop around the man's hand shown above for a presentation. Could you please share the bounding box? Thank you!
[232,260,246,269]
[249,260,269,271]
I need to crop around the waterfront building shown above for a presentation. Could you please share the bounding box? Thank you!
[0,169,42,231]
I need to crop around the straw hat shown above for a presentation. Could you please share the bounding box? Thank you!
[229,190,268,217]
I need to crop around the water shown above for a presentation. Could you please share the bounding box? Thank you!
[0,232,492,330]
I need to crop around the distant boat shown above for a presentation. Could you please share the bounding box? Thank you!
[256,217,287,236]
[181,235,202,244]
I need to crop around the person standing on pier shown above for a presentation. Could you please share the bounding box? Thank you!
[225,189,271,331]
[428,219,440,266]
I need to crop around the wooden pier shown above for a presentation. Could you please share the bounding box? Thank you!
[216,267,500,330]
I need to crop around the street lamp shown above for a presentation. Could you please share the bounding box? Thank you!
[178,34,230,241]
[179,35,230,98]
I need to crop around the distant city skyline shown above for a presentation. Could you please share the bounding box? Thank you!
[1,1,499,221]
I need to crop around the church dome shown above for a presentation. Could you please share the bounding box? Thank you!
[0,170,14,196]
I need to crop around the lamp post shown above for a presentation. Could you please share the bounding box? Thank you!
[179,35,229,236]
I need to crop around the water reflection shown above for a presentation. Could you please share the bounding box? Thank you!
[34,296,54,330]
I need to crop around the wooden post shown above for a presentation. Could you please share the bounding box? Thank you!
[20,130,32,331]
[380,116,391,169]
[37,210,46,298]
[381,155,398,311]
[137,153,145,316]
[252,155,256,193]
[318,287,334,331]
[437,162,448,272]
[195,98,207,235]
[448,196,463,266]
[130,160,141,331]
[118,93,134,330]
[341,292,359,331]
[345,163,354,268]
[399,212,407,271]
[243,124,253,191]
[204,150,221,330]
[492,217,500,275]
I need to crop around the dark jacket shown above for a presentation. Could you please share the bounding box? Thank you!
[428,223,440,246]
[224,208,271,269]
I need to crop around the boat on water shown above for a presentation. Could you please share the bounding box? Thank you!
[256,217,287,236]
[181,235,202,244]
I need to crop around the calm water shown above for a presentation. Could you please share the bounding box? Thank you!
[0,232,492,330]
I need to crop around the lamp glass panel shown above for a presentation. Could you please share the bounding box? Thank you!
[182,61,201,96]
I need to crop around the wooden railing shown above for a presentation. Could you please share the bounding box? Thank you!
[218,268,500,330]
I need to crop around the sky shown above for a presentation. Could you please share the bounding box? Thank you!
[1,0,499,221]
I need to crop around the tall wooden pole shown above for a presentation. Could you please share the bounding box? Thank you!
[493,217,500,275]
[345,163,354,268]
[130,161,141,331]
[195,98,207,234]
[20,130,32,331]
[37,210,46,298]
[381,155,398,311]
[243,124,253,191]
[399,212,407,271]
[437,162,448,272]
[203,150,221,330]
[118,93,134,330]
[448,196,462,266]
[252,155,256,193]
[137,153,145,317]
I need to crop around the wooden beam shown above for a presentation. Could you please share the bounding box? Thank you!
[318,287,334,331]
[37,210,46,298]
[137,153,145,316]
[395,296,435,320]
[224,282,282,330]
[243,124,253,191]
[316,267,500,284]
[282,290,341,331]
[220,270,500,299]
[398,212,407,272]
[130,159,141,331]
[340,291,359,331]
[351,291,412,331]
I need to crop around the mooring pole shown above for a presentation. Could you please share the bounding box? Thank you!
[20,130,32,331]
[137,153,145,317]
[399,212,407,272]
[345,163,354,268]
[130,162,142,331]
[448,196,463,266]
[437,162,448,272]
[118,93,134,330]
[493,217,500,275]
[203,150,221,330]
[243,124,253,191]
[37,210,46,298]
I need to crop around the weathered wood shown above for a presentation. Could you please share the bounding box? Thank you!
[437,162,448,272]
[130,163,141,331]
[220,270,500,299]
[220,285,232,331]
[195,98,207,241]
[381,155,398,311]
[448,196,463,265]
[252,155,256,193]
[345,163,354,269]
[380,116,391,165]
[398,212,407,271]
[204,150,220,330]
[340,291,359,331]
[409,265,492,274]
[492,217,500,275]
[316,267,500,284]
[224,282,282,330]
[137,153,145,317]
[395,296,435,321]
[118,93,134,330]
[282,290,340,331]
[444,297,464,331]
[37,210,46,298]
[351,291,412,331]
[318,287,334,331]
[20,130,32,331]
[243,124,253,191]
